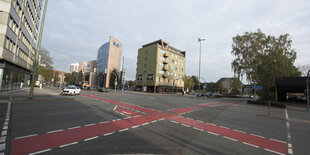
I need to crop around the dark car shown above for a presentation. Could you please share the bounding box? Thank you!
[98,87,108,92]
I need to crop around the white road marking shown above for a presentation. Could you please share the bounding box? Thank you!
[242,142,259,148]
[47,129,64,134]
[207,132,219,136]
[270,138,286,143]
[159,118,165,121]
[170,120,179,124]
[85,123,96,127]
[223,136,237,141]
[113,105,118,111]
[264,148,285,155]
[15,134,38,139]
[132,125,139,128]
[68,126,81,130]
[3,122,8,126]
[0,136,6,143]
[119,128,129,132]
[288,143,292,148]
[60,142,78,148]
[250,134,265,138]
[133,115,140,118]
[152,120,158,123]
[288,148,293,154]
[219,126,230,129]
[181,124,190,127]
[99,121,109,124]
[208,123,216,126]
[142,123,149,125]
[233,129,246,133]
[29,149,51,155]
[84,136,99,141]
[104,132,115,136]
[1,131,7,136]
[2,126,8,130]
[122,111,131,114]
[0,143,5,151]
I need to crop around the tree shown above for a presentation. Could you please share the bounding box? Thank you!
[184,75,195,90]
[64,73,71,84]
[109,69,119,89]
[230,78,242,95]
[298,65,310,76]
[231,29,301,99]
[69,72,77,85]
[205,82,220,93]
[38,48,54,82]
[77,71,84,84]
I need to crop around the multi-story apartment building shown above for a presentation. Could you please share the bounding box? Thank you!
[97,36,122,88]
[136,40,186,93]
[78,60,97,87]
[0,0,42,91]
[70,62,79,73]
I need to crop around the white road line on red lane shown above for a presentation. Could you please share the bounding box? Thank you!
[119,128,129,132]
[60,142,78,148]
[264,148,285,155]
[223,136,237,142]
[113,105,118,111]
[242,142,259,148]
[68,126,81,130]
[285,108,293,155]
[84,136,99,141]
[47,129,64,134]
[28,149,51,155]
[15,134,38,140]
[84,123,96,127]
[104,132,115,136]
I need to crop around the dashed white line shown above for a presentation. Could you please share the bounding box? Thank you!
[84,123,96,127]
[119,128,129,132]
[113,105,118,111]
[288,148,293,154]
[60,141,78,148]
[250,134,265,138]
[47,129,64,134]
[207,132,219,136]
[28,149,51,155]
[2,126,8,130]
[99,121,109,124]
[68,126,81,130]
[142,123,149,125]
[242,142,259,148]
[104,132,115,136]
[152,120,158,123]
[181,124,190,127]
[193,127,204,131]
[208,123,216,126]
[0,136,6,143]
[264,148,285,155]
[270,138,286,143]
[132,125,140,128]
[170,120,179,124]
[1,131,7,136]
[219,126,230,129]
[288,143,292,148]
[159,118,165,121]
[0,143,5,151]
[223,136,237,141]
[15,134,38,139]
[84,136,99,141]
[233,129,246,133]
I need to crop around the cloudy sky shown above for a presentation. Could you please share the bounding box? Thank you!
[41,0,310,83]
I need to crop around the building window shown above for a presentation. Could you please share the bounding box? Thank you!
[145,50,148,54]
[144,64,147,68]
[147,74,154,80]
[137,74,142,80]
[175,67,177,70]
[145,57,147,61]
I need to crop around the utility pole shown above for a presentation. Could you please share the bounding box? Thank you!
[29,0,49,99]
[307,70,310,111]
[198,38,206,94]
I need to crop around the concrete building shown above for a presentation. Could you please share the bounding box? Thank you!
[216,77,242,94]
[0,0,43,91]
[70,63,79,73]
[97,36,122,88]
[135,39,186,93]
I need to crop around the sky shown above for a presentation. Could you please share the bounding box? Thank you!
[41,0,310,83]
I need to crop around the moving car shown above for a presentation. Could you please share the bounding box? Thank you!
[62,86,81,95]
[98,87,108,92]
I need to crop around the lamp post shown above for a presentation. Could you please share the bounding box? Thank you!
[307,70,310,111]
[198,38,206,93]
[29,0,49,99]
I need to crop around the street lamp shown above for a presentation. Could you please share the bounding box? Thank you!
[198,37,206,93]
[29,0,49,99]
[111,71,118,92]
[307,70,310,111]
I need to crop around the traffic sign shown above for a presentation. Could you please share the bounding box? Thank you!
[253,86,263,90]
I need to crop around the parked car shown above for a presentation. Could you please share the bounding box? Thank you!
[98,87,108,92]
[62,86,81,95]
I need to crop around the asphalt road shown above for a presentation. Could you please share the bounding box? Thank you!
[1,88,310,155]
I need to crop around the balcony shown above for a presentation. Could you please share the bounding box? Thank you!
[163,59,169,64]
[162,73,168,78]
[163,66,169,71]
[163,52,169,57]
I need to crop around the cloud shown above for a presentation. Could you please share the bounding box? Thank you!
[41,0,310,81]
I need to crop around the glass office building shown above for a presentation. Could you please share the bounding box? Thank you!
[96,37,122,88]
